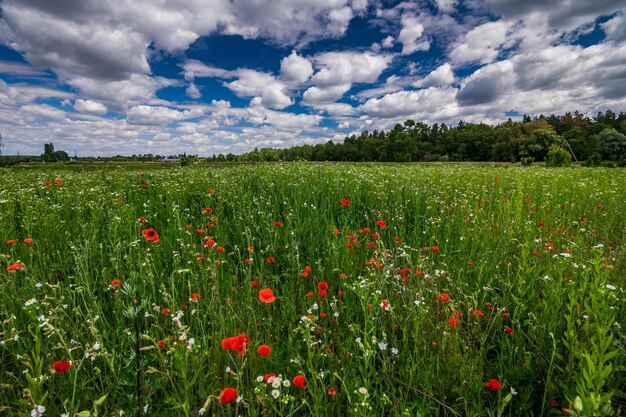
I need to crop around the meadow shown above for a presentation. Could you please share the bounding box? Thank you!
[0,163,624,417]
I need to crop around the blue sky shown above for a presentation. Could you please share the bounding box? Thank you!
[0,0,625,156]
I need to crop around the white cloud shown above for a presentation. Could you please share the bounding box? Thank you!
[484,0,624,31]
[303,84,352,104]
[74,99,108,115]
[413,63,455,87]
[280,51,314,84]
[0,60,49,77]
[381,36,394,48]
[456,60,514,105]
[127,105,203,126]
[359,87,458,119]
[20,103,66,120]
[309,102,357,116]
[312,51,392,87]
[435,0,457,13]
[186,82,201,99]
[68,74,177,111]
[601,12,626,42]
[327,7,354,36]
[225,69,292,109]
[449,21,510,65]
[398,15,429,55]
[183,60,233,79]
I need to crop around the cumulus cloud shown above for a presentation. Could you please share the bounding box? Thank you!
[456,60,514,105]
[225,69,292,109]
[601,12,626,42]
[186,82,201,99]
[74,99,107,115]
[484,0,624,31]
[127,105,203,126]
[280,50,314,84]
[359,87,458,119]
[449,21,511,65]
[20,103,66,120]
[398,14,429,55]
[303,84,352,104]
[68,74,178,110]
[435,0,457,13]
[312,51,392,87]
[413,63,455,88]
[381,36,394,48]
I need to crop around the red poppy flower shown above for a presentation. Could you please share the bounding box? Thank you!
[293,375,306,388]
[504,326,513,334]
[217,246,225,253]
[52,360,72,374]
[472,309,484,317]
[204,238,216,247]
[317,281,329,290]
[251,280,259,288]
[431,245,439,252]
[6,263,25,272]
[484,378,502,391]
[138,216,146,223]
[221,337,235,350]
[197,254,205,263]
[111,278,122,287]
[203,207,213,215]
[161,308,170,315]
[264,373,277,383]
[306,291,314,297]
[55,178,63,185]
[191,293,200,301]
[219,387,238,404]
[267,256,275,263]
[327,387,337,395]
[448,315,460,326]
[44,181,51,187]
[376,220,386,228]
[259,288,277,303]
[5,239,17,245]
[274,221,282,227]
[141,228,160,242]
[341,199,351,207]
[438,293,450,303]
[23,238,33,244]
[318,289,327,298]
[158,340,166,349]
[257,345,271,357]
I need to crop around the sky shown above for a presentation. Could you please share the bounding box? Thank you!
[0,0,625,157]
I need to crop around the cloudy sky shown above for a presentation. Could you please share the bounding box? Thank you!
[0,0,625,156]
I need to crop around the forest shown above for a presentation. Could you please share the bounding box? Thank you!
[225,110,626,165]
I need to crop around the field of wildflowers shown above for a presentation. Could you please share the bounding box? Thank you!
[0,163,624,416]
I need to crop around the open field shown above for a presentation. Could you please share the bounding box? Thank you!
[1,163,624,416]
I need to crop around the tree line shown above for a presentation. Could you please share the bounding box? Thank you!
[211,110,626,165]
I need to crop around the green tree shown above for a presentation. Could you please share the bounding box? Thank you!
[595,128,626,162]
[520,129,563,161]
[545,145,572,167]
[492,120,523,162]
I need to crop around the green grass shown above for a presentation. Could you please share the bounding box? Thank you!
[0,163,624,416]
